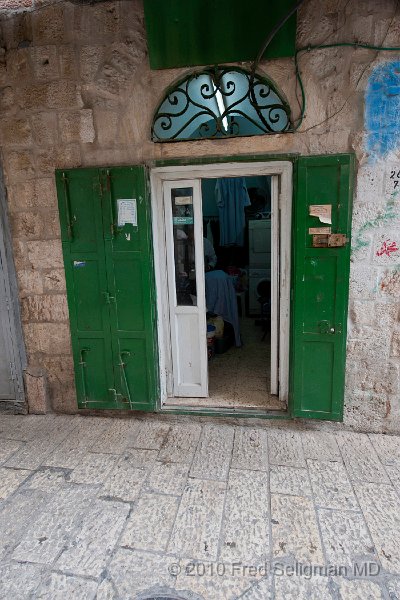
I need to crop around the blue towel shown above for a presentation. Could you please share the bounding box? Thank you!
[215,178,251,246]
[205,270,241,346]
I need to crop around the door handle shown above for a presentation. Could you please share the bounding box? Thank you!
[318,320,330,334]
[318,321,338,334]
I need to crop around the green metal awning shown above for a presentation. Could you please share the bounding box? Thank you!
[143,0,297,70]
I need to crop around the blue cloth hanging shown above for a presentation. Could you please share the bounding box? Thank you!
[215,178,251,246]
[205,270,241,347]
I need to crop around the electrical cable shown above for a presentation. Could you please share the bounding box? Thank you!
[250,0,306,81]
[250,0,400,133]
[293,42,400,132]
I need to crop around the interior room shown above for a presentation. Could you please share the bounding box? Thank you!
[167,175,286,412]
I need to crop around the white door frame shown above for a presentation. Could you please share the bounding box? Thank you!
[150,160,292,409]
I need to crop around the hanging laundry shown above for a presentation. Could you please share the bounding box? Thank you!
[215,178,251,246]
[205,270,241,346]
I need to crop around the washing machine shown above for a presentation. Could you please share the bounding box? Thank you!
[248,268,271,316]
[249,219,271,267]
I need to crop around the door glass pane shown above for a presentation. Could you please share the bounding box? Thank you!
[171,187,197,306]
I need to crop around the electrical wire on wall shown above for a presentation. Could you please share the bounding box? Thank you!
[294,42,400,132]
[251,0,400,133]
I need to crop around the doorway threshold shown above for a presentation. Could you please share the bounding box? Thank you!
[164,394,285,411]
[159,401,289,420]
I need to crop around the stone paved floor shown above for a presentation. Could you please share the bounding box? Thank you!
[1,414,400,599]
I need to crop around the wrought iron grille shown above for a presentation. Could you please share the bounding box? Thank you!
[152,66,292,142]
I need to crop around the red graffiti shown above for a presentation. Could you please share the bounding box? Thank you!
[376,239,399,257]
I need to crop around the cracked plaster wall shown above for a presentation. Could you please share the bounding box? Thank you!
[0,0,399,431]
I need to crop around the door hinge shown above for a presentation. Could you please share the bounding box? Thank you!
[62,172,74,240]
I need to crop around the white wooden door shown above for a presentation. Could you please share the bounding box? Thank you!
[163,180,208,397]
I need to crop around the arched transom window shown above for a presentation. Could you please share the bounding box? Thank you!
[152,67,292,142]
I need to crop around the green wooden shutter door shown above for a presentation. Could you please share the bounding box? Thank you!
[291,154,354,420]
[56,167,158,411]
[56,169,116,409]
[101,167,158,411]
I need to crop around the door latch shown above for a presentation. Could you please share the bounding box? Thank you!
[318,321,338,334]
[108,388,123,403]
[102,291,115,304]
[79,347,90,407]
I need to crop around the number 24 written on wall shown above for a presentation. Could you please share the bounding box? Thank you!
[389,170,400,189]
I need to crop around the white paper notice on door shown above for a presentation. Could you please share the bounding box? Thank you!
[309,204,332,224]
[117,199,137,227]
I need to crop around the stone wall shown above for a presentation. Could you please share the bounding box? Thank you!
[0,0,399,431]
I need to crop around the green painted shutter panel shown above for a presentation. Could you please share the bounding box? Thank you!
[292,155,354,420]
[101,167,158,411]
[143,0,297,69]
[56,167,158,411]
[56,169,115,409]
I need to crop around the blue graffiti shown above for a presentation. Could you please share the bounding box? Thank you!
[365,61,400,158]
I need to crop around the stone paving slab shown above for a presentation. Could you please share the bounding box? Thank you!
[11,485,97,565]
[175,560,260,600]
[68,452,118,485]
[0,414,400,599]
[0,560,44,599]
[25,468,69,492]
[273,574,333,599]
[301,431,342,462]
[34,572,98,599]
[89,419,141,455]
[307,460,358,510]
[0,488,50,560]
[239,575,274,600]
[334,578,384,599]
[108,548,177,599]
[101,455,147,502]
[0,438,24,464]
[354,481,400,573]
[268,430,306,468]
[131,420,171,450]
[42,417,110,469]
[271,494,325,564]
[337,432,391,483]
[219,468,269,563]
[269,465,311,496]
[230,427,269,472]
[146,461,191,496]
[4,417,77,470]
[121,492,179,552]
[317,508,376,567]
[369,433,400,467]
[0,415,57,442]
[168,478,226,561]
[158,423,202,464]
[55,499,130,577]
[0,467,31,500]
[189,424,234,481]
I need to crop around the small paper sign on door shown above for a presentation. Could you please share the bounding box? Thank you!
[117,199,137,227]
[309,204,332,224]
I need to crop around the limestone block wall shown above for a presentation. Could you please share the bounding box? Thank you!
[0,0,399,431]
